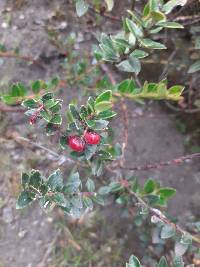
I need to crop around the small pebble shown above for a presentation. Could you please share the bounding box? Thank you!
[1,22,8,28]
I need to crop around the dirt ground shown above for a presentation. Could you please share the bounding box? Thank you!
[0,1,199,267]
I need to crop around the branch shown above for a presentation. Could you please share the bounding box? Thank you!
[88,6,121,22]
[126,187,200,245]
[120,153,200,171]
[0,52,45,68]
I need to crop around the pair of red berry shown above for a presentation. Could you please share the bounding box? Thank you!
[68,131,100,152]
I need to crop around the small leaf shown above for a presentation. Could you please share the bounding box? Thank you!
[157,21,183,29]
[31,80,41,93]
[117,56,141,74]
[52,192,67,207]
[44,99,57,109]
[126,18,143,38]
[158,257,168,267]
[144,179,156,194]
[40,110,52,122]
[188,60,200,73]
[21,173,30,188]
[128,255,141,267]
[95,90,112,104]
[41,92,54,102]
[158,187,176,199]
[139,38,166,49]
[69,104,80,120]
[161,224,176,239]
[50,114,62,125]
[98,186,111,195]
[75,0,89,17]
[131,49,149,59]
[118,79,137,93]
[173,256,184,267]
[163,0,187,14]
[95,101,112,113]
[64,172,81,194]
[16,191,34,209]
[86,178,95,192]
[168,85,184,95]
[47,169,63,192]
[98,110,117,119]
[151,11,166,22]
[29,170,43,189]
[22,99,38,109]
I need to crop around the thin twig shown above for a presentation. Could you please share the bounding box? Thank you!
[120,153,200,171]
[10,133,74,164]
[0,52,45,68]
[159,50,177,81]
[88,6,121,22]
[126,187,200,245]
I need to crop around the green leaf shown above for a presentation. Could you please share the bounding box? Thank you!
[168,85,184,95]
[157,21,183,29]
[117,56,141,74]
[118,79,137,93]
[128,255,141,267]
[131,49,149,59]
[85,145,98,160]
[151,11,166,22]
[86,178,95,192]
[22,99,38,109]
[87,97,95,113]
[46,123,58,136]
[50,114,62,125]
[98,186,111,195]
[47,169,63,192]
[188,60,200,73]
[143,179,156,194]
[139,38,167,49]
[158,187,176,198]
[44,99,57,109]
[83,196,93,209]
[64,172,81,194]
[69,104,80,120]
[21,173,30,188]
[95,90,112,104]
[29,170,43,189]
[149,0,159,11]
[92,119,109,130]
[31,80,41,94]
[11,83,26,97]
[98,110,117,119]
[59,136,68,149]
[126,18,143,38]
[95,101,112,113]
[41,92,54,102]
[143,3,150,17]
[161,224,176,239]
[40,110,52,122]
[173,255,184,266]
[158,257,168,267]
[52,192,67,207]
[16,191,34,209]
[75,0,89,17]
[163,0,186,14]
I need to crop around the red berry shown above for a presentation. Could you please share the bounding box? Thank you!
[84,131,101,145]
[68,136,85,152]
